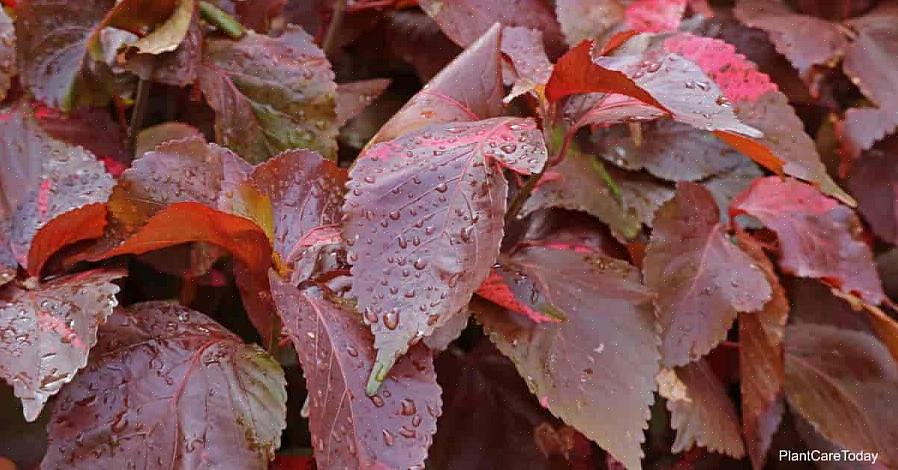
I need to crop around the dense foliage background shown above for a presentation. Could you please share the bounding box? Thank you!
[1,0,898,469]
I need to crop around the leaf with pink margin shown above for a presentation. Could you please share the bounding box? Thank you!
[730,176,884,304]
[269,276,441,469]
[41,301,287,468]
[625,0,687,33]
[473,245,660,470]
[0,269,123,422]
[475,265,565,323]
[644,183,771,366]
[344,117,547,393]
[369,23,504,146]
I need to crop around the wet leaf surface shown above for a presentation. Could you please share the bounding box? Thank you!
[0,8,15,102]
[42,301,287,469]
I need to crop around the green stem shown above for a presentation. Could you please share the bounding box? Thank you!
[199,1,246,39]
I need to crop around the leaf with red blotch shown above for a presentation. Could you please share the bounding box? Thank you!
[42,301,287,468]
[784,323,898,466]
[847,136,898,245]
[475,265,565,323]
[134,122,204,158]
[594,120,744,182]
[736,232,787,470]
[644,183,771,366]
[14,0,116,110]
[238,149,346,263]
[0,8,15,102]
[269,277,441,470]
[840,3,898,157]
[624,0,687,33]
[658,360,746,458]
[733,0,846,80]
[369,23,504,146]
[418,0,565,55]
[473,245,660,470]
[500,26,553,103]
[0,106,114,276]
[109,137,251,234]
[522,141,670,239]
[730,177,885,304]
[429,341,566,470]
[200,25,338,163]
[31,105,129,177]
[344,117,548,392]
[0,269,123,422]
[554,0,625,47]
[662,33,853,206]
[336,79,392,128]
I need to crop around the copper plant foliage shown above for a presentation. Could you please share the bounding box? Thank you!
[2,1,898,469]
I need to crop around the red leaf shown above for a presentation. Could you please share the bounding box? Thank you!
[736,233,788,470]
[784,323,898,466]
[475,266,564,323]
[625,0,687,33]
[847,137,898,245]
[200,26,338,162]
[658,360,746,458]
[27,204,108,277]
[370,23,504,145]
[269,276,441,469]
[336,79,392,127]
[32,104,129,177]
[42,301,288,468]
[730,177,884,304]
[0,269,123,421]
[233,0,286,33]
[733,0,846,79]
[418,0,565,55]
[472,246,660,470]
[0,106,114,275]
[644,183,771,366]
[344,117,547,391]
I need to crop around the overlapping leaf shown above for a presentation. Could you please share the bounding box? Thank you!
[344,117,547,391]
[269,277,441,470]
[369,23,504,145]
[500,26,553,102]
[658,360,746,457]
[554,0,625,47]
[645,183,770,366]
[336,79,392,128]
[0,106,114,276]
[474,245,660,470]
[42,301,287,469]
[133,122,203,158]
[32,105,129,176]
[784,323,898,466]
[200,26,338,163]
[736,233,788,470]
[847,136,898,245]
[0,269,123,422]
[731,176,884,304]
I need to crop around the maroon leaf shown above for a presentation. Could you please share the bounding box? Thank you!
[120,12,202,88]
[736,232,788,470]
[662,33,850,204]
[0,269,123,421]
[840,3,898,156]
[370,23,504,145]
[473,245,660,470]
[644,183,771,366]
[730,176,885,304]
[554,0,625,47]
[784,323,898,466]
[239,149,346,262]
[32,105,129,177]
[383,10,462,82]
[847,136,898,245]
[200,26,338,163]
[700,158,765,224]
[15,0,116,110]
[658,360,746,458]
[269,276,441,469]
[418,0,565,56]
[624,0,687,33]
[475,265,565,323]
[429,341,564,470]
[344,117,548,391]
[0,8,15,102]
[42,301,288,468]
[500,26,553,102]
[0,106,114,275]
[594,120,744,182]
[733,0,846,80]
[336,79,392,128]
